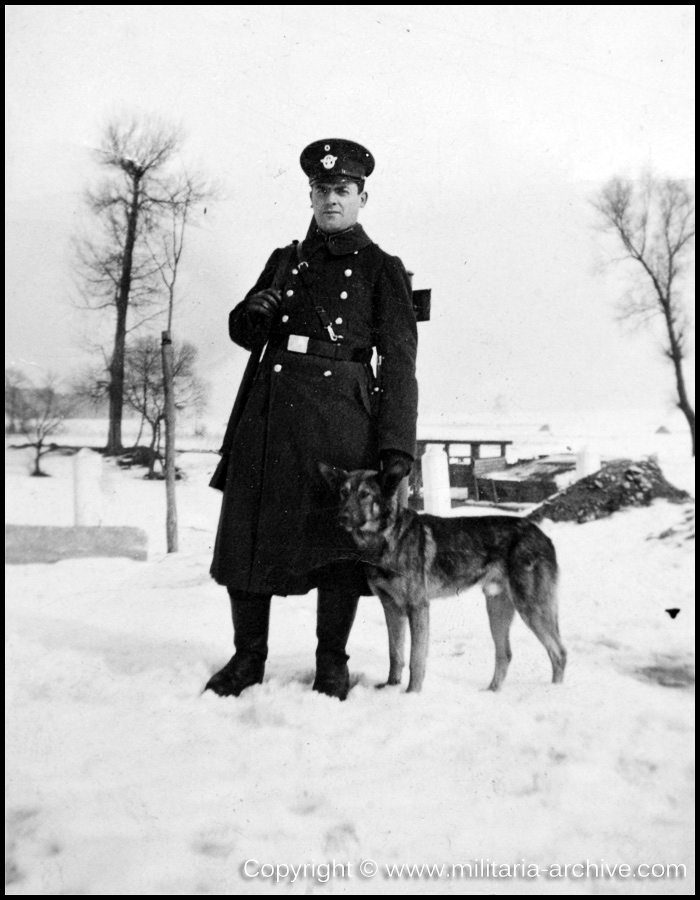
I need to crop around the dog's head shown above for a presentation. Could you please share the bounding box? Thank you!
[318,462,404,544]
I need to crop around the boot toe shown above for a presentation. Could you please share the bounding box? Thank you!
[312,662,351,701]
[204,656,264,697]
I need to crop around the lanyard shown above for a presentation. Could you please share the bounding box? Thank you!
[294,241,341,343]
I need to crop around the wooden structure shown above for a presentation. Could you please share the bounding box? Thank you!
[412,439,513,504]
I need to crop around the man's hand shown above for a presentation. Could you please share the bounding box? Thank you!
[246,289,281,322]
[380,449,413,480]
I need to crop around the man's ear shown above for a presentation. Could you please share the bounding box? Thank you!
[318,462,349,491]
[359,190,368,208]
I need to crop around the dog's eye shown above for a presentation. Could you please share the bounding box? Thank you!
[339,486,349,499]
[358,489,370,500]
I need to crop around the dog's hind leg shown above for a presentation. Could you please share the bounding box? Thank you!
[484,583,516,691]
[379,598,407,687]
[518,607,567,684]
[406,602,430,693]
[511,565,567,685]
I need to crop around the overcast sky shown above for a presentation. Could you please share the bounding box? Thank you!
[5,5,695,427]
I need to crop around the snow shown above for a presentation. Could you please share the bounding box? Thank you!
[5,425,695,895]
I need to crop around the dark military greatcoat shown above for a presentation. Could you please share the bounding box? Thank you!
[210,222,418,596]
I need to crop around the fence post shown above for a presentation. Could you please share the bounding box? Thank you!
[422,443,451,515]
[576,445,601,480]
[161,330,179,553]
[73,448,103,526]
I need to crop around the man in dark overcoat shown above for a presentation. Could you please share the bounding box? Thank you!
[207,138,418,700]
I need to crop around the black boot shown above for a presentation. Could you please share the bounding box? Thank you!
[312,584,360,701]
[205,590,271,697]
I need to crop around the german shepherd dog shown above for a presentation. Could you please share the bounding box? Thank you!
[319,462,566,693]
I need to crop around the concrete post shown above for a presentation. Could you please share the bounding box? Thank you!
[422,443,451,515]
[73,448,103,526]
[576,445,601,480]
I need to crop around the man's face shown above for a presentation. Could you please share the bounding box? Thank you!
[310,178,367,233]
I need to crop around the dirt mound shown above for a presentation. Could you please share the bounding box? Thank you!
[529,457,690,524]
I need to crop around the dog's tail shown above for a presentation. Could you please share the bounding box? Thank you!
[506,523,566,684]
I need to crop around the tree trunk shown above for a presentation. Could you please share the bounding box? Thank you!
[670,348,695,456]
[107,296,128,455]
[134,412,145,448]
[32,442,44,477]
[147,420,158,479]
[106,174,142,455]
[662,300,696,456]
[161,331,178,552]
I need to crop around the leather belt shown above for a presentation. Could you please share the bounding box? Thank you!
[270,334,372,363]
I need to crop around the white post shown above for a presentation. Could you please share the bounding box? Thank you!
[422,444,452,515]
[576,445,601,480]
[73,448,103,526]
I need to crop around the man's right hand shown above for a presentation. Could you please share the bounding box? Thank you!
[246,289,281,322]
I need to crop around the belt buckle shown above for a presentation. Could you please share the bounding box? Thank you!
[287,335,309,354]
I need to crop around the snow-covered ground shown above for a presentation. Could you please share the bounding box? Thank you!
[5,424,695,895]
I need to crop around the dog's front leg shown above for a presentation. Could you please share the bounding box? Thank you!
[379,598,406,687]
[406,602,430,693]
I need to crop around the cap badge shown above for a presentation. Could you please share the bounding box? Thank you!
[321,154,337,169]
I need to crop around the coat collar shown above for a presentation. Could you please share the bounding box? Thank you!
[302,219,373,257]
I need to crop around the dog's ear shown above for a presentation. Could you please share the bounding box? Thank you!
[318,462,349,491]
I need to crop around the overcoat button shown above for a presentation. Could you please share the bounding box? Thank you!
[292,268,298,275]
[340,291,348,299]
[282,315,289,322]
[323,370,332,377]
[344,269,352,276]
[335,317,343,324]
[286,290,294,297]
[274,364,282,372]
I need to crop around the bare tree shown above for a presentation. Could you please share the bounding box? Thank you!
[147,172,214,550]
[76,116,182,455]
[593,174,695,454]
[122,336,207,477]
[18,375,75,476]
[147,172,213,332]
[5,367,30,434]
